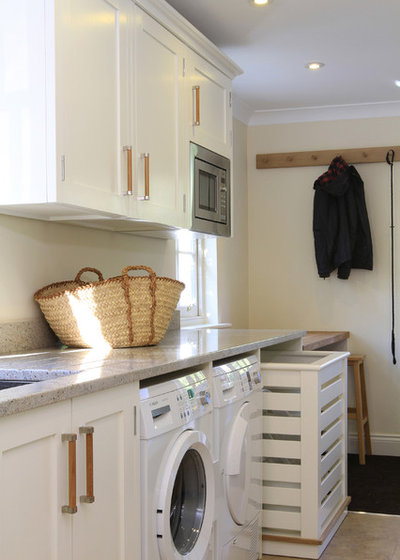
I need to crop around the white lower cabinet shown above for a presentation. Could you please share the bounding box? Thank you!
[0,383,140,560]
[260,351,349,559]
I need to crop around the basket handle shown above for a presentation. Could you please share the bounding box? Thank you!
[122,266,157,346]
[74,267,104,283]
[122,265,156,278]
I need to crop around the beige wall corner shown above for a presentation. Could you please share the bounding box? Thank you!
[217,118,249,327]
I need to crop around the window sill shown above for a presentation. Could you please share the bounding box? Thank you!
[180,323,232,331]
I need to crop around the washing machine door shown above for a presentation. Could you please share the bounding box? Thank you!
[156,430,215,560]
[224,401,252,525]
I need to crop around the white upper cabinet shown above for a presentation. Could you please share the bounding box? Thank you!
[128,8,188,229]
[0,0,133,219]
[186,52,233,159]
[0,0,241,231]
[55,0,132,217]
[0,1,49,206]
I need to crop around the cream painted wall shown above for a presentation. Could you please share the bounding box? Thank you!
[0,215,176,322]
[248,116,400,442]
[217,118,249,327]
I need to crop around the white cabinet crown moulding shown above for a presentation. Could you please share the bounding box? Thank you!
[0,0,242,238]
[135,0,243,80]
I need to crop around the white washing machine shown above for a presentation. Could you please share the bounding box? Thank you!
[212,354,263,560]
[140,369,215,560]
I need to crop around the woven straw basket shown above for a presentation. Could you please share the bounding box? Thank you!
[34,266,185,348]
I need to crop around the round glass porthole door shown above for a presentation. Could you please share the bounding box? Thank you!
[170,448,206,554]
[156,430,215,560]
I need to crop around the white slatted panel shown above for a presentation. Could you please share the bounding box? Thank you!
[321,440,343,479]
[262,370,301,388]
[320,461,343,502]
[320,400,343,432]
[320,420,342,455]
[263,439,301,459]
[320,378,343,408]
[264,486,301,507]
[320,481,344,526]
[264,416,301,435]
[319,361,343,385]
[263,463,301,483]
[263,510,301,531]
[264,392,300,411]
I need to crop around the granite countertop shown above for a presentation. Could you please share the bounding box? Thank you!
[0,328,305,417]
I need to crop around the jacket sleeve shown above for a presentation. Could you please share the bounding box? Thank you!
[313,189,333,278]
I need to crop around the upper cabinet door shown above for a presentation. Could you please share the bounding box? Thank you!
[186,52,233,159]
[130,8,188,229]
[0,0,48,205]
[55,0,132,216]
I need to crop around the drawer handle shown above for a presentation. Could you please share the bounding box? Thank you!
[193,85,200,126]
[80,426,95,504]
[61,434,78,514]
[123,145,133,195]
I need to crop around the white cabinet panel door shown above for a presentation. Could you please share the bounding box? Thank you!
[71,383,139,560]
[0,0,48,204]
[187,52,232,158]
[131,8,187,228]
[0,401,71,560]
[56,0,132,216]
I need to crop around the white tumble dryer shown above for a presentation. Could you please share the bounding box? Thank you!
[212,354,263,560]
[140,369,215,560]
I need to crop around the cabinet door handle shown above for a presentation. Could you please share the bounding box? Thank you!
[79,426,95,504]
[193,85,200,126]
[144,153,150,199]
[136,153,150,200]
[61,434,78,514]
[123,145,133,195]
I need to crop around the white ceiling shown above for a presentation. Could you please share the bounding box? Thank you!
[165,0,400,124]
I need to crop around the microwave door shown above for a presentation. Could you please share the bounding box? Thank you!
[194,159,225,223]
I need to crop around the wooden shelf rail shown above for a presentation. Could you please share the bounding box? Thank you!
[256,146,400,169]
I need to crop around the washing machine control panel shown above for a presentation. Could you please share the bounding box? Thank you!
[140,371,212,439]
[212,354,260,408]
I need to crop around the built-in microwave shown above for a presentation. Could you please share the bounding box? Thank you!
[190,142,231,237]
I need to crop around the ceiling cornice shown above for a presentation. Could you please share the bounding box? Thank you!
[237,100,400,126]
[135,0,243,79]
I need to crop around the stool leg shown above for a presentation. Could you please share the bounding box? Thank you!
[353,362,366,465]
[360,361,372,456]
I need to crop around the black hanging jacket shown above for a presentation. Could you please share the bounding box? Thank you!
[313,156,373,279]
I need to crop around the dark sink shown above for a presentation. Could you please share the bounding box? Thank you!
[0,380,36,391]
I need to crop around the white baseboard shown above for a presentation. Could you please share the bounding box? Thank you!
[348,433,400,457]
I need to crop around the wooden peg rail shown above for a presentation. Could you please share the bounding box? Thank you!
[256,146,400,169]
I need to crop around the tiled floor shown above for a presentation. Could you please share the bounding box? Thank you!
[262,512,400,560]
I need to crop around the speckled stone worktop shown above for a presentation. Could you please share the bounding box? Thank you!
[0,328,305,417]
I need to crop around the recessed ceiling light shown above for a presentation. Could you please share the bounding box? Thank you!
[395,80,400,87]
[306,62,325,70]
[253,0,269,5]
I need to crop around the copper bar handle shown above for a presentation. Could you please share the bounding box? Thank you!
[193,85,200,126]
[79,426,95,504]
[123,145,133,195]
[61,434,78,514]
[143,153,150,200]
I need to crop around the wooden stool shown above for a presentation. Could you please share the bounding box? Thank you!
[347,355,372,464]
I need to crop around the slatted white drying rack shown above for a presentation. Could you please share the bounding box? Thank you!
[260,350,350,559]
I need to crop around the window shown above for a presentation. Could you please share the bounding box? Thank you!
[176,232,218,326]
